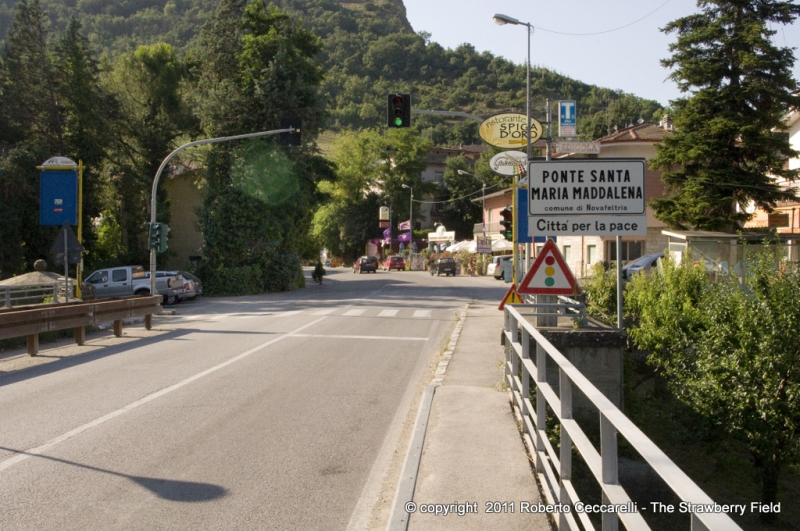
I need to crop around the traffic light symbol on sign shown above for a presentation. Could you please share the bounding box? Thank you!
[499,208,513,241]
[387,93,411,128]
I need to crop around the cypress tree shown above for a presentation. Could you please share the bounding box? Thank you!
[651,0,800,231]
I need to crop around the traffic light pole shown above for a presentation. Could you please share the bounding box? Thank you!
[149,127,297,297]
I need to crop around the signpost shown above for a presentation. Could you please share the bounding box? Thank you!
[527,158,647,236]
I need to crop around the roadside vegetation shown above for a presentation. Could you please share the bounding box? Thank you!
[581,248,800,528]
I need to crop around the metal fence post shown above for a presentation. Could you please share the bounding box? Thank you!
[559,368,573,528]
[521,329,530,421]
[601,413,619,531]
[535,341,547,470]
[3,287,10,308]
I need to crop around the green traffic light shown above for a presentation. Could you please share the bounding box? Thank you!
[394,117,403,126]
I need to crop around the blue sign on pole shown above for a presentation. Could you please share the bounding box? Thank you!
[559,100,577,137]
[518,187,553,244]
[40,170,78,225]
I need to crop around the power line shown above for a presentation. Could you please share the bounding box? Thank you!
[535,0,672,36]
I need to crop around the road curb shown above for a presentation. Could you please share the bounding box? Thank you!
[385,305,468,531]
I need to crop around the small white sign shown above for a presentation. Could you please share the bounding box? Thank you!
[489,150,527,176]
[556,141,600,155]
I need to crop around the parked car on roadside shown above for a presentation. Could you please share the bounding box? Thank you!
[383,256,406,271]
[621,252,664,280]
[152,271,197,302]
[353,256,378,274]
[430,257,457,276]
[487,255,512,277]
[85,266,185,305]
[178,271,203,297]
[492,256,514,280]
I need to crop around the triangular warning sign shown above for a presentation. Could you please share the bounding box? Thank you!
[498,283,524,310]
[518,239,580,295]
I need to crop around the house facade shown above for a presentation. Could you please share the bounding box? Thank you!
[744,110,800,235]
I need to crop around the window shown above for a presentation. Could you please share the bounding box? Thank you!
[587,245,597,264]
[535,244,543,256]
[112,269,127,282]
[87,271,108,284]
[434,171,444,184]
[606,240,644,262]
[563,245,571,262]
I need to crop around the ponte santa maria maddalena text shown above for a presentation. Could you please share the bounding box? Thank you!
[527,159,647,236]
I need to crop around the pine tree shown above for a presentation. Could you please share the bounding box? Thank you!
[53,17,118,269]
[0,0,61,276]
[651,0,800,231]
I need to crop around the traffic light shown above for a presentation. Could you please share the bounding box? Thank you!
[147,222,160,250]
[156,223,171,253]
[499,208,513,241]
[278,116,302,146]
[387,93,411,128]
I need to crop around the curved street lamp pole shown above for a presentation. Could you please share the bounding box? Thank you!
[148,127,296,296]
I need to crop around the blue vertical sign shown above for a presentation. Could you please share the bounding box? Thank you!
[517,188,551,243]
[559,100,577,137]
[40,170,78,225]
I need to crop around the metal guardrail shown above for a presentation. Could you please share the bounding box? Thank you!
[0,295,162,355]
[503,304,742,531]
[2,283,65,308]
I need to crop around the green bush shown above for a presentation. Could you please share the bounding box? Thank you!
[582,262,618,325]
[625,250,800,517]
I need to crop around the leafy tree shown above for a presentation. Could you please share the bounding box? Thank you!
[194,0,326,293]
[102,42,198,265]
[311,128,432,260]
[626,251,800,521]
[651,0,800,231]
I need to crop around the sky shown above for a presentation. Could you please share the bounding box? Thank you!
[402,0,800,108]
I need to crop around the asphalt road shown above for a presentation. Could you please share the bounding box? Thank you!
[0,267,510,530]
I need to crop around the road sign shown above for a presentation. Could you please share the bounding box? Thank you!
[50,222,83,265]
[527,158,647,236]
[559,100,577,137]
[498,283,524,310]
[479,113,543,149]
[518,239,579,295]
[556,141,599,155]
[489,150,527,176]
[476,236,492,254]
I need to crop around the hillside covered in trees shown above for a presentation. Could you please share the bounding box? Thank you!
[0,0,663,143]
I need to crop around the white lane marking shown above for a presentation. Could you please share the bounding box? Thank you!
[343,309,366,316]
[412,310,432,318]
[311,309,336,315]
[378,309,398,317]
[275,310,302,318]
[0,317,328,473]
[290,334,428,341]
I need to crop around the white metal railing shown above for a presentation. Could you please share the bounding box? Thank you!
[1,282,73,308]
[503,304,742,531]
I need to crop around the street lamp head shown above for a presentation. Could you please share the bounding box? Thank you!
[402,184,410,189]
[457,169,471,176]
[493,13,520,26]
